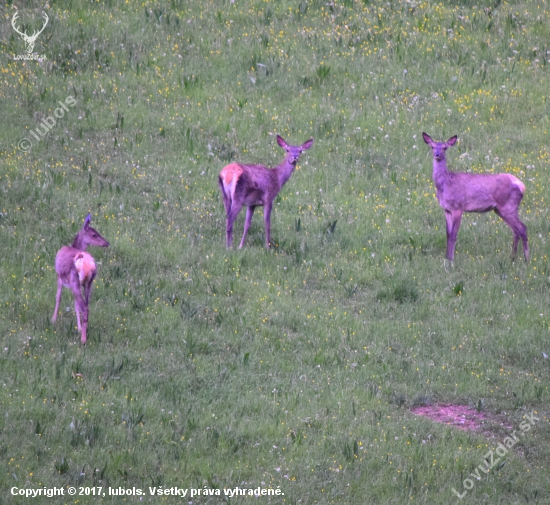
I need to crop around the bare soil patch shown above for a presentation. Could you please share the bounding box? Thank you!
[411,404,513,436]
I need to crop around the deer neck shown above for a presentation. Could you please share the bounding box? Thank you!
[71,232,87,250]
[275,159,297,188]
[433,158,451,191]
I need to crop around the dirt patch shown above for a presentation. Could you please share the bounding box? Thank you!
[411,404,512,435]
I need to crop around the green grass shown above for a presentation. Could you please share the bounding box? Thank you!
[1,0,549,503]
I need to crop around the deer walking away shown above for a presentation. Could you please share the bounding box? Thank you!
[423,132,528,261]
[219,135,313,249]
[51,214,110,344]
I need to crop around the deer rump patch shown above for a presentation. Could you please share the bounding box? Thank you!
[506,173,525,194]
[220,163,243,186]
[74,252,96,283]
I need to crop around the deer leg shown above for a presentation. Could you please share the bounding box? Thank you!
[239,206,256,249]
[444,210,463,261]
[264,202,273,249]
[68,271,87,336]
[83,273,96,306]
[522,225,529,261]
[81,320,88,345]
[75,299,82,330]
[74,295,88,343]
[51,276,63,323]
[218,177,231,215]
[81,278,96,344]
[226,203,244,249]
[495,209,529,261]
[78,275,96,335]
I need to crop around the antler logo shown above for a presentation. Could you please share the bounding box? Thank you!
[11,11,49,55]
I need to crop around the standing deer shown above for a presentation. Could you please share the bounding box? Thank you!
[219,135,313,249]
[423,132,528,261]
[51,214,110,344]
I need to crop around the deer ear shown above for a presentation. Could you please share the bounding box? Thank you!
[84,213,91,229]
[301,138,314,151]
[447,135,458,146]
[276,135,288,149]
[422,132,432,145]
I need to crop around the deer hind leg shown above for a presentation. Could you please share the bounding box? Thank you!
[219,176,235,248]
[83,272,97,306]
[239,206,256,249]
[74,296,88,343]
[67,270,87,336]
[521,223,529,261]
[80,316,88,344]
[226,201,244,249]
[74,300,81,330]
[444,210,463,261]
[77,274,96,338]
[494,208,529,261]
[52,276,63,323]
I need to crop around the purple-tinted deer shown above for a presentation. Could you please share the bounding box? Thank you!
[423,132,529,261]
[219,135,313,249]
[51,214,110,344]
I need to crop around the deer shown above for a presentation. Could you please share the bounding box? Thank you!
[11,11,49,54]
[51,214,110,344]
[219,135,313,249]
[423,132,529,262]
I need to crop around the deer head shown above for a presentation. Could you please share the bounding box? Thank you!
[12,11,49,54]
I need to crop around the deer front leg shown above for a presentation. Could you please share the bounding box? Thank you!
[444,210,463,261]
[239,206,256,249]
[263,202,273,249]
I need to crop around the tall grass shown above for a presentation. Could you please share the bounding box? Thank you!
[0,0,548,503]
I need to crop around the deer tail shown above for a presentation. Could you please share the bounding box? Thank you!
[219,174,232,211]
[219,163,243,213]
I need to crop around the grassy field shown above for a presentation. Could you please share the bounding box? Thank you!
[1,0,549,503]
